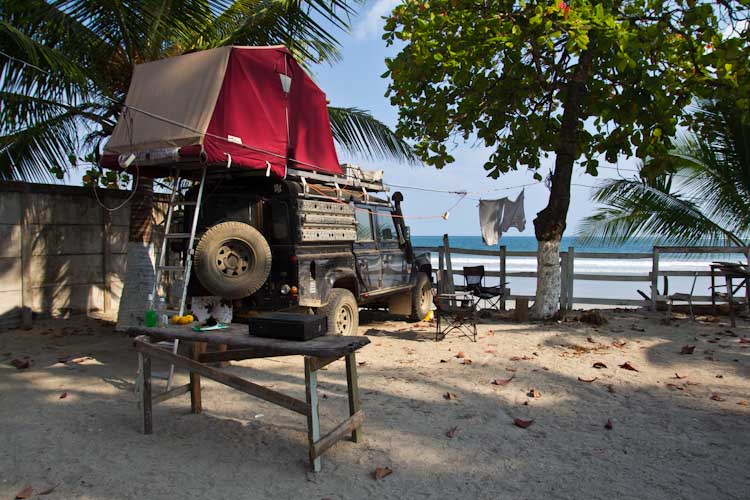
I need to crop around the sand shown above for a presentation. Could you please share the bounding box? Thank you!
[1,309,749,500]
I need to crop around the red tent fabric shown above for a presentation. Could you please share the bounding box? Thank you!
[102,46,341,177]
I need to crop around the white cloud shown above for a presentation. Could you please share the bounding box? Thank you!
[353,0,401,40]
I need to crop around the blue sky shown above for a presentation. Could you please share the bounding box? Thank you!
[310,0,642,237]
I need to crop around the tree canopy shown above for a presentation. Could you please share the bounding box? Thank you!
[383,0,750,178]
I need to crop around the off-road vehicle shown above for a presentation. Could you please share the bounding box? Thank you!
[181,167,433,335]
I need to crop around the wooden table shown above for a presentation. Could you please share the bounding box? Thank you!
[710,262,750,327]
[129,324,370,472]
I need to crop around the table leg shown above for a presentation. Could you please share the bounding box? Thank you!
[345,353,363,443]
[304,357,321,473]
[727,277,736,328]
[140,352,153,434]
[190,342,206,414]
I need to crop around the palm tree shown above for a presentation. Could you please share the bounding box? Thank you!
[578,102,750,247]
[0,0,418,327]
[0,0,417,182]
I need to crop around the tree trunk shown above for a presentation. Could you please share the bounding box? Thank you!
[532,49,594,319]
[116,177,155,330]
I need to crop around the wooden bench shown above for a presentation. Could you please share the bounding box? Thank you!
[129,324,370,472]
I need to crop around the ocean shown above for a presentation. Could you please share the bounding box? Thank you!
[411,235,746,304]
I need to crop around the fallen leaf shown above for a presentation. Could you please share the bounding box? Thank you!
[59,392,67,399]
[455,351,466,359]
[513,418,534,429]
[685,381,700,386]
[374,467,393,480]
[587,337,596,343]
[69,356,93,364]
[710,394,725,402]
[491,374,515,386]
[619,362,639,372]
[443,392,458,400]
[630,326,645,332]
[612,340,627,348]
[439,359,448,363]
[680,345,696,355]
[606,385,615,393]
[358,361,366,366]
[673,373,686,379]
[527,389,541,398]
[604,419,614,430]
[666,383,685,391]
[15,485,32,499]
[716,374,724,379]
[10,359,30,370]
[592,362,608,369]
[737,400,749,406]
[462,359,473,365]
[510,356,521,361]
[739,338,750,344]
[577,377,598,383]
[446,426,458,438]
[38,484,59,496]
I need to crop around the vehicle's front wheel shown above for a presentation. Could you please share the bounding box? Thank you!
[319,288,359,336]
[409,272,432,322]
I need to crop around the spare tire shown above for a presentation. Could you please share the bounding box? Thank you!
[193,221,272,299]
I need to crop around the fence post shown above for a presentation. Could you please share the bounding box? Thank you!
[651,248,660,311]
[442,234,455,299]
[499,245,507,310]
[567,246,575,311]
[560,250,568,313]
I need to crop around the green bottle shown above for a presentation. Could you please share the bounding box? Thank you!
[145,294,157,327]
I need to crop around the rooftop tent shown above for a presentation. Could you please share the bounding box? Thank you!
[101,46,342,177]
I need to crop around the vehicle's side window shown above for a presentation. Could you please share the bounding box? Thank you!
[354,207,374,241]
[376,210,398,241]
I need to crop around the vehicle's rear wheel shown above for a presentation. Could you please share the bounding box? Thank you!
[193,221,272,299]
[319,288,359,336]
[409,272,432,321]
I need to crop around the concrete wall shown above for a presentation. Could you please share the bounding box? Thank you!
[0,182,167,328]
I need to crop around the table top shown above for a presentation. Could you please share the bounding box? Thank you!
[129,323,370,358]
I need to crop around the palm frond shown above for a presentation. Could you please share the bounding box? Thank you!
[328,107,420,165]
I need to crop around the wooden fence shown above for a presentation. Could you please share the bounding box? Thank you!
[415,234,750,310]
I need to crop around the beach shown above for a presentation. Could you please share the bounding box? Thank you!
[2,310,749,499]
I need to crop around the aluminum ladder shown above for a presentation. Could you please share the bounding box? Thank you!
[151,166,207,390]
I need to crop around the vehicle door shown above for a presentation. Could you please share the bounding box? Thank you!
[352,206,382,292]
[375,208,409,289]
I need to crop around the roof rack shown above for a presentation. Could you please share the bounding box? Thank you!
[287,164,387,193]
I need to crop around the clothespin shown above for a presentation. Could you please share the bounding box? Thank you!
[224,153,232,168]
[334,182,342,199]
[283,164,288,180]
[361,187,369,202]
[300,176,308,194]
[265,161,272,177]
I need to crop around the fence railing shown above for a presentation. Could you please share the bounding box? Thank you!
[415,234,750,309]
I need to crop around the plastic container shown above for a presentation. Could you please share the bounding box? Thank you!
[156,298,169,327]
[145,294,157,327]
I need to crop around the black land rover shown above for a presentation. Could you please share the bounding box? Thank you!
[181,173,433,335]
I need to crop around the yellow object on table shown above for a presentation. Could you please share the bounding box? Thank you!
[170,314,195,325]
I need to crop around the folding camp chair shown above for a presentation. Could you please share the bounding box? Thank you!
[463,265,506,310]
[667,272,698,321]
[433,271,478,342]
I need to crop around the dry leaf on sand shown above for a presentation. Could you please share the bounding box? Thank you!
[619,362,639,372]
[15,485,33,499]
[605,419,614,430]
[513,418,534,429]
[593,362,608,369]
[374,467,393,480]
[578,377,598,383]
[491,374,515,386]
[446,426,459,438]
[443,392,458,400]
[680,345,696,355]
[527,389,541,398]
[710,394,725,402]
